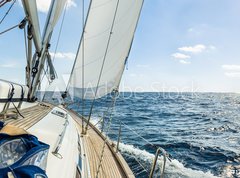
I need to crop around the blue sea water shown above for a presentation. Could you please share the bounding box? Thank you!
[46,92,240,178]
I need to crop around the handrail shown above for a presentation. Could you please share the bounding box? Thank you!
[149,147,167,178]
[116,122,122,153]
[110,120,169,178]
[52,113,69,158]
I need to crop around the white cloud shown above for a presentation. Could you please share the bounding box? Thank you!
[50,52,75,60]
[0,62,18,68]
[222,65,240,78]
[171,53,191,64]
[36,0,50,13]
[36,0,76,13]
[179,60,191,64]
[66,0,77,9]
[224,72,240,78]
[222,65,240,71]
[172,53,191,59]
[172,44,215,65]
[178,44,206,53]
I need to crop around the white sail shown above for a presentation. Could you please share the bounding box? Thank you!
[42,0,68,45]
[21,0,42,52]
[68,0,144,99]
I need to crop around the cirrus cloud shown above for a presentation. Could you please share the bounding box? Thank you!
[222,65,240,78]
[0,62,18,68]
[171,44,216,65]
[178,44,206,54]
[50,52,75,60]
[171,53,191,65]
[224,72,240,78]
[171,53,191,59]
[222,65,240,71]
[179,60,191,64]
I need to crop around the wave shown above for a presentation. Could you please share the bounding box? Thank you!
[119,142,218,178]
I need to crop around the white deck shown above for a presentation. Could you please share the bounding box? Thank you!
[27,106,79,178]
[2,102,135,178]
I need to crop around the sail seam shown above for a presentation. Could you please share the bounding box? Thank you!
[81,0,85,133]
[85,0,121,133]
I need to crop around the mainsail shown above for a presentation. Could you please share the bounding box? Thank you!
[68,0,144,99]
[42,0,68,45]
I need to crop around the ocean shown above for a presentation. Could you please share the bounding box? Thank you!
[45,92,240,178]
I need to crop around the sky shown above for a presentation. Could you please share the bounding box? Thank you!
[0,0,240,92]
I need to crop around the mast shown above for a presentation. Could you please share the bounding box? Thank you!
[21,0,42,87]
[21,0,42,53]
[28,0,68,99]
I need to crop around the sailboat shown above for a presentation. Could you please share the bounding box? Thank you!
[0,0,167,177]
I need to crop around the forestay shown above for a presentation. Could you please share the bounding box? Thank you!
[68,0,144,99]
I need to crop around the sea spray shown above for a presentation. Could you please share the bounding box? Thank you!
[118,142,218,178]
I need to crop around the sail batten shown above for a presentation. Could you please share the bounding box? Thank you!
[68,0,144,99]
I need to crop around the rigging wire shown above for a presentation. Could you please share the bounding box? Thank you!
[23,25,28,84]
[0,23,19,35]
[64,0,92,92]
[81,0,85,133]
[129,154,150,174]
[86,116,103,130]
[0,0,11,8]
[104,116,170,177]
[41,68,50,102]
[0,0,15,25]
[39,66,52,101]
[23,26,28,61]
[52,1,67,62]
[110,117,172,163]
[0,17,26,36]
[95,90,118,177]
[41,67,51,84]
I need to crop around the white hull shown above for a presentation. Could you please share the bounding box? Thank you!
[1,102,134,178]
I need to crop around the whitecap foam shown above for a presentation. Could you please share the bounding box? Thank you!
[118,142,219,178]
